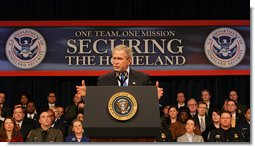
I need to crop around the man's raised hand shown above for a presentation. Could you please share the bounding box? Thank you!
[156,81,163,100]
[76,80,86,97]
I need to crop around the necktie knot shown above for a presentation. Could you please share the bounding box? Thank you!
[120,73,127,86]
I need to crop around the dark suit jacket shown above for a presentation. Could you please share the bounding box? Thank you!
[1,104,12,118]
[96,69,155,141]
[97,69,151,86]
[207,102,218,118]
[20,118,36,141]
[193,114,212,140]
[53,116,68,137]
[25,113,40,128]
[39,103,59,113]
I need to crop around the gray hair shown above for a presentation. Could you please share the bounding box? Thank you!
[113,44,133,59]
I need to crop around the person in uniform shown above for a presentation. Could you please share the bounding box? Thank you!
[26,111,63,142]
[208,111,244,142]
[236,107,250,142]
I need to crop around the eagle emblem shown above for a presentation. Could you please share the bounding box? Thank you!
[212,36,237,59]
[116,99,130,114]
[108,92,138,121]
[13,36,38,60]
[204,27,246,68]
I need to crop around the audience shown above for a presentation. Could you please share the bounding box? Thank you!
[0,87,250,142]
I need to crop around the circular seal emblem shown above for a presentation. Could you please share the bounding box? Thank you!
[204,27,245,68]
[108,92,138,121]
[5,28,47,69]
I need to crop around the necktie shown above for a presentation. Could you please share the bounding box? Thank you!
[231,116,236,128]
[120,73,127,86]
[42,130,48,142]
[17,123,21,130]
[206,106,209,115]
[200,117,205,132]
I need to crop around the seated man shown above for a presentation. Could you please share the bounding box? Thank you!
[26,111,63,142]
[208,111,244,142]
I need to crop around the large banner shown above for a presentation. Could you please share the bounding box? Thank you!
[0,20,250,76]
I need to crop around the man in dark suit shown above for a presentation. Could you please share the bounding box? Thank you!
[226,99,245,128]
[193,101,211,141]
[229,90,247,114]
[200,89,218,118]
[0,92,12,121]
[25,102,39,127]
[40,92,59,113]
[76,44,163,99]
[13,106,36,141]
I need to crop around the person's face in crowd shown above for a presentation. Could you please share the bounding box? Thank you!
[197,103,207,116]
[245,108,250,122]
[13,107,25,122]
[47,93,56,104]
[112,49,131,72]
[180,111,189,123]
[168,107,178,119]
[26,102,36,114]
[222,100,228,111]
[73,94,81,104]
[39,112,51,127]
[51,107,59,118]
[177,93,185,104]
[57,107,64,117]
[0,93,6,104]
[220,112,231,129]
[185,119,196,134]
[201,91,211,102]
[226,101,237,113]
[47,110,55,123]
[212,111,220,123]
[4,118,14,131]
[77,113,84,122]
[72,121,83,134]
[163,106,170,115]
[229,91,238,102]
[20,95,29,105]
[187,99,197,113]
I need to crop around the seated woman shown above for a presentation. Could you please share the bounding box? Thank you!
[0,117,23,142]
[65,119,89,142]
[174,107,201,139]
[177,118,204,142]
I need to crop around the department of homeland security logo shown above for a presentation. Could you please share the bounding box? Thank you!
[108,92,138,121]
[204,27,245,68]
[5,28,46,69]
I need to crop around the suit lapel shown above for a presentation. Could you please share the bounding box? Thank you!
[128,69,137,86]
[110,72,119,86]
